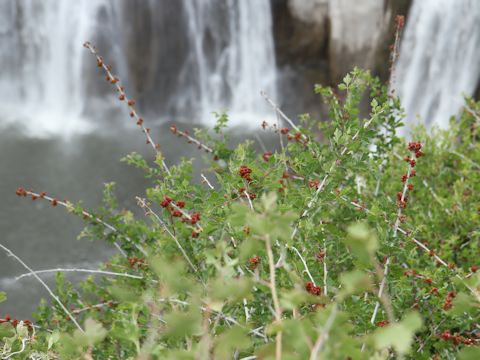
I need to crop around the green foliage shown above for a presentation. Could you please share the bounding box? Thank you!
[3,68,480,359]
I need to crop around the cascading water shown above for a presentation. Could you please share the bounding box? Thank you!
[394,0,480,130]
[0,0,125,136]
[181,1,277,126]
[0,0,277,136]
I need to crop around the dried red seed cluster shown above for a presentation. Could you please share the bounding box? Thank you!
[160,196,201,226]
[262,151,273,162]
[397,142,422,208]
[15,187,27,196]
[169,123,214,154]
[160,196,173,208]
[188,212,201,225]
[305,282,322,296]
[316,250,326,262]
[403,269,419,277]
[407,141,424,158]
[239,165,253,183]
[261,122,308,146]
[287,132,304,144]
[439,330,477,346]
[443,291,456,311]
[128,257,144,268]
[308,179,319,190]
[470,265,478,273]
[0,314,32,331]
[376,320,389,327]
[249,256,261,269]
[240,191,257,200]
[395,15,405,29]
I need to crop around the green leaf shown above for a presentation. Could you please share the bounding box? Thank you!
[211,276,253,303]
[458,346,480,360]
[450,292,477,316]
[338,270,372,300]
[374,312,422,354]
[344,222,378,264]
[0,323,14,339]
[0,291,6,303]
[164,310,202,339]
[83,318,107,346]
[214,326,251,358]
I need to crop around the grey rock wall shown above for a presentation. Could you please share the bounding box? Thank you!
[272,0,411,115]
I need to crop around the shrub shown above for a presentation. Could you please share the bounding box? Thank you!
[1,43,479,359]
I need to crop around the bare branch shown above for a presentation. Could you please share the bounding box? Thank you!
[0,243,84,333]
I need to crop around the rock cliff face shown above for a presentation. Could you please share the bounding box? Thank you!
[271,0,411,115]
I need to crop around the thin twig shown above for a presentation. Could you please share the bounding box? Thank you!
[265,235,283,360]
[4,338,28,359]
[170,125,214,153]
[261,91,304,137]
[0,243,83,333]
[201,173,215,190]
[21,189,145,257]
[309,305,338,360]
[370,257,391,324]
[323,240,328,296]
[83,41,170,176]
[136,197,197,272]
[15,268,144,281]
[291,246,316,285]
[72,301,117,315]
[243,191,254,211]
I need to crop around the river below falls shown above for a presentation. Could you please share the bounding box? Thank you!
[0,121,276,319]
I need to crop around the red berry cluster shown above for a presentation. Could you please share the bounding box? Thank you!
[262,151,273,162]
[15,187,27,197]
[376,320,389,327]
[16,188,57,206]
[169,124,214,154]
[160,196,173,208]
[308,179,320,190]
[128,257,145,268]
[239,165,253,183]
[239,189,256,200]
[443,291,456,311]
[0,314,33,331]
[316,250,326,262]
[249,256,261,269]
[160,196,201,227]
[305,282,322,296]
[440,330,477,345]
[407,141,423,158]
[395,15,405,29]
[470,265,478,273]
[276,171,295,193]
[397,142,423,209]
[187,212,201,225]
[261,122,308,146]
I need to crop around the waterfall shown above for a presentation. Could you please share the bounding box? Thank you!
[0,0,276,136]
[395,0,480,130]
[182,1,277,126]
